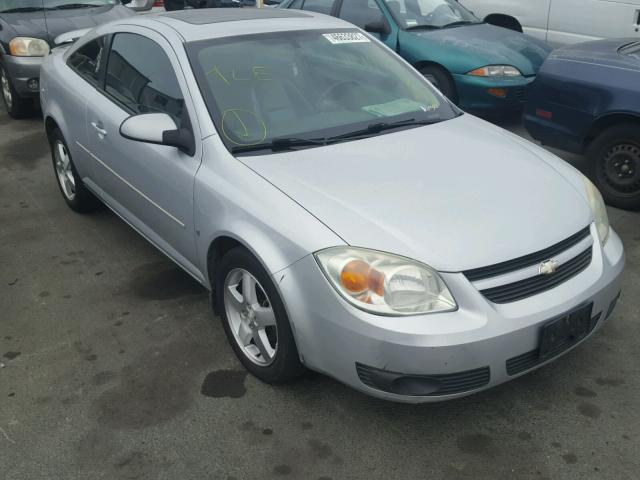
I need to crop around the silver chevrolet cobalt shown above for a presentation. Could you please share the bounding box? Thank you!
[40,9,624,402]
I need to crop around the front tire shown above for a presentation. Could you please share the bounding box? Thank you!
[49,128,100,213]
[586,124,640,210]
[0,62,35,119]
[216,247,305,383]
[418,65,458,104]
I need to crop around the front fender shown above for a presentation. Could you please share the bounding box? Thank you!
[194,136,346,289]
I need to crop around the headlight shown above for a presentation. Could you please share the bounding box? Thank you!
[467,65,522,77]
[584,177,610,245]
[314,247,457,316]
[9,37,50,57]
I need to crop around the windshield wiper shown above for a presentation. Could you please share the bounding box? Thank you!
[325,118,436,142]
[231,119,437,155]
[405,24,440,31]
[0,7,45,13]
[231,136,325,154]
[441,20,482,28]
[51,3,104,9]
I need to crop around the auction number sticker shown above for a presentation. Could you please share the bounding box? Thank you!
[323,32,370,44]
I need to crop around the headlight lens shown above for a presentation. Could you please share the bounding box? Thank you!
[9,37,50,57]
[467,65,522,77]
[315,247,457,316]
[584,177,610,245]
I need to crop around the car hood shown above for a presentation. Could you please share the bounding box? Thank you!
[0,5,133,44]
[240,115,592,272]
[548,38,640,71]
[406,23,551,75]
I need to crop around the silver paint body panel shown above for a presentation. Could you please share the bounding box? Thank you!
[40,11,625,402]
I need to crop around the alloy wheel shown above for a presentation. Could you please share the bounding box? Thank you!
[223,268,278,366]
[54,140,76,200]
[1,68,12,110]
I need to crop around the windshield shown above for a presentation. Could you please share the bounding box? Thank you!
[383,0,481,30]
[0,0,117,13]
[187,29,458,155]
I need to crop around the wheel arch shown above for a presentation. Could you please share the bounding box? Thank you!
[413,60,451,76]
[44,115,60,143]
[205,232,286,293]
[413,61,458,103]
[484,14,523,32]
[584,112,640,149]
[206,234,245,288]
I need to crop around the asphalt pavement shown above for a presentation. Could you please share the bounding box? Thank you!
[1,109,639,480]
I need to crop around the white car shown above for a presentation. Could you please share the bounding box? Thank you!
[460,0,640,48]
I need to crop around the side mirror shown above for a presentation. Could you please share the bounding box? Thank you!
[364,19,391,35]
[120,113,195,156]
[121,0,150,11]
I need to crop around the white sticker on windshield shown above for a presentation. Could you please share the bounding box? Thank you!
[323,32,370,44]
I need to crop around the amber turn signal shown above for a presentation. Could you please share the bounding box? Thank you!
[487,88,508,98]
[340,260,385,297]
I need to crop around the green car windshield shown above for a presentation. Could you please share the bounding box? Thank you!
[0,0,117,13]
[187,29,459,155]
[383,0,482,30]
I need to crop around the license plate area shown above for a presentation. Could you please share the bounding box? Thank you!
[539,303,593,360]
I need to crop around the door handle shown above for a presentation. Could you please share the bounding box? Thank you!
[91,121,108,138]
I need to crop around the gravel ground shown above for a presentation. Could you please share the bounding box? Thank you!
[0,109,638,480]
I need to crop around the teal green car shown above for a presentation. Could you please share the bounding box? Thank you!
[280,0,552,114]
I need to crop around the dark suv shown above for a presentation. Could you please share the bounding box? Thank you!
[0,0,134,118]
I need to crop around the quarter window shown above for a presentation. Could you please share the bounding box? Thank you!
[338,0,385,29]
[105,33,186,125]
[68,37,105,86]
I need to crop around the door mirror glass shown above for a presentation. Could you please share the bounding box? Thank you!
[120,113,195,155]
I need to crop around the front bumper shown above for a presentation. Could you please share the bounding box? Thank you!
[2,55,42,97]
[275,225,624,403]
[453,74,534,114]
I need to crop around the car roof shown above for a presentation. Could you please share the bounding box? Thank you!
[120,9,353,43]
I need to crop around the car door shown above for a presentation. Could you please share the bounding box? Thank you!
[548,0,640,47]
[64,35,110,183]
[85,28,203,276]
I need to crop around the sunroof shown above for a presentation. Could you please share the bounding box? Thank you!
[161,8,311,25]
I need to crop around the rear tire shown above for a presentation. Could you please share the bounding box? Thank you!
[418,65,458,104]
[49,128,100,213]
[586,124,640,210]
[0,62,36,119]
[215,247,306,383]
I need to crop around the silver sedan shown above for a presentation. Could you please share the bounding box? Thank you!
[40,9,624,402]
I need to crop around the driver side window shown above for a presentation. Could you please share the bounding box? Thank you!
[338,0,385,29]
[105,33,186,126]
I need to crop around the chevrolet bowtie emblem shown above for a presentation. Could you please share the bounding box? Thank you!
[539,259,560,275]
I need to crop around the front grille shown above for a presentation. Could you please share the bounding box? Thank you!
[480,248,592,304]
[506,311,601,376]
[463,226,591,281]
[356,363,490,396]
